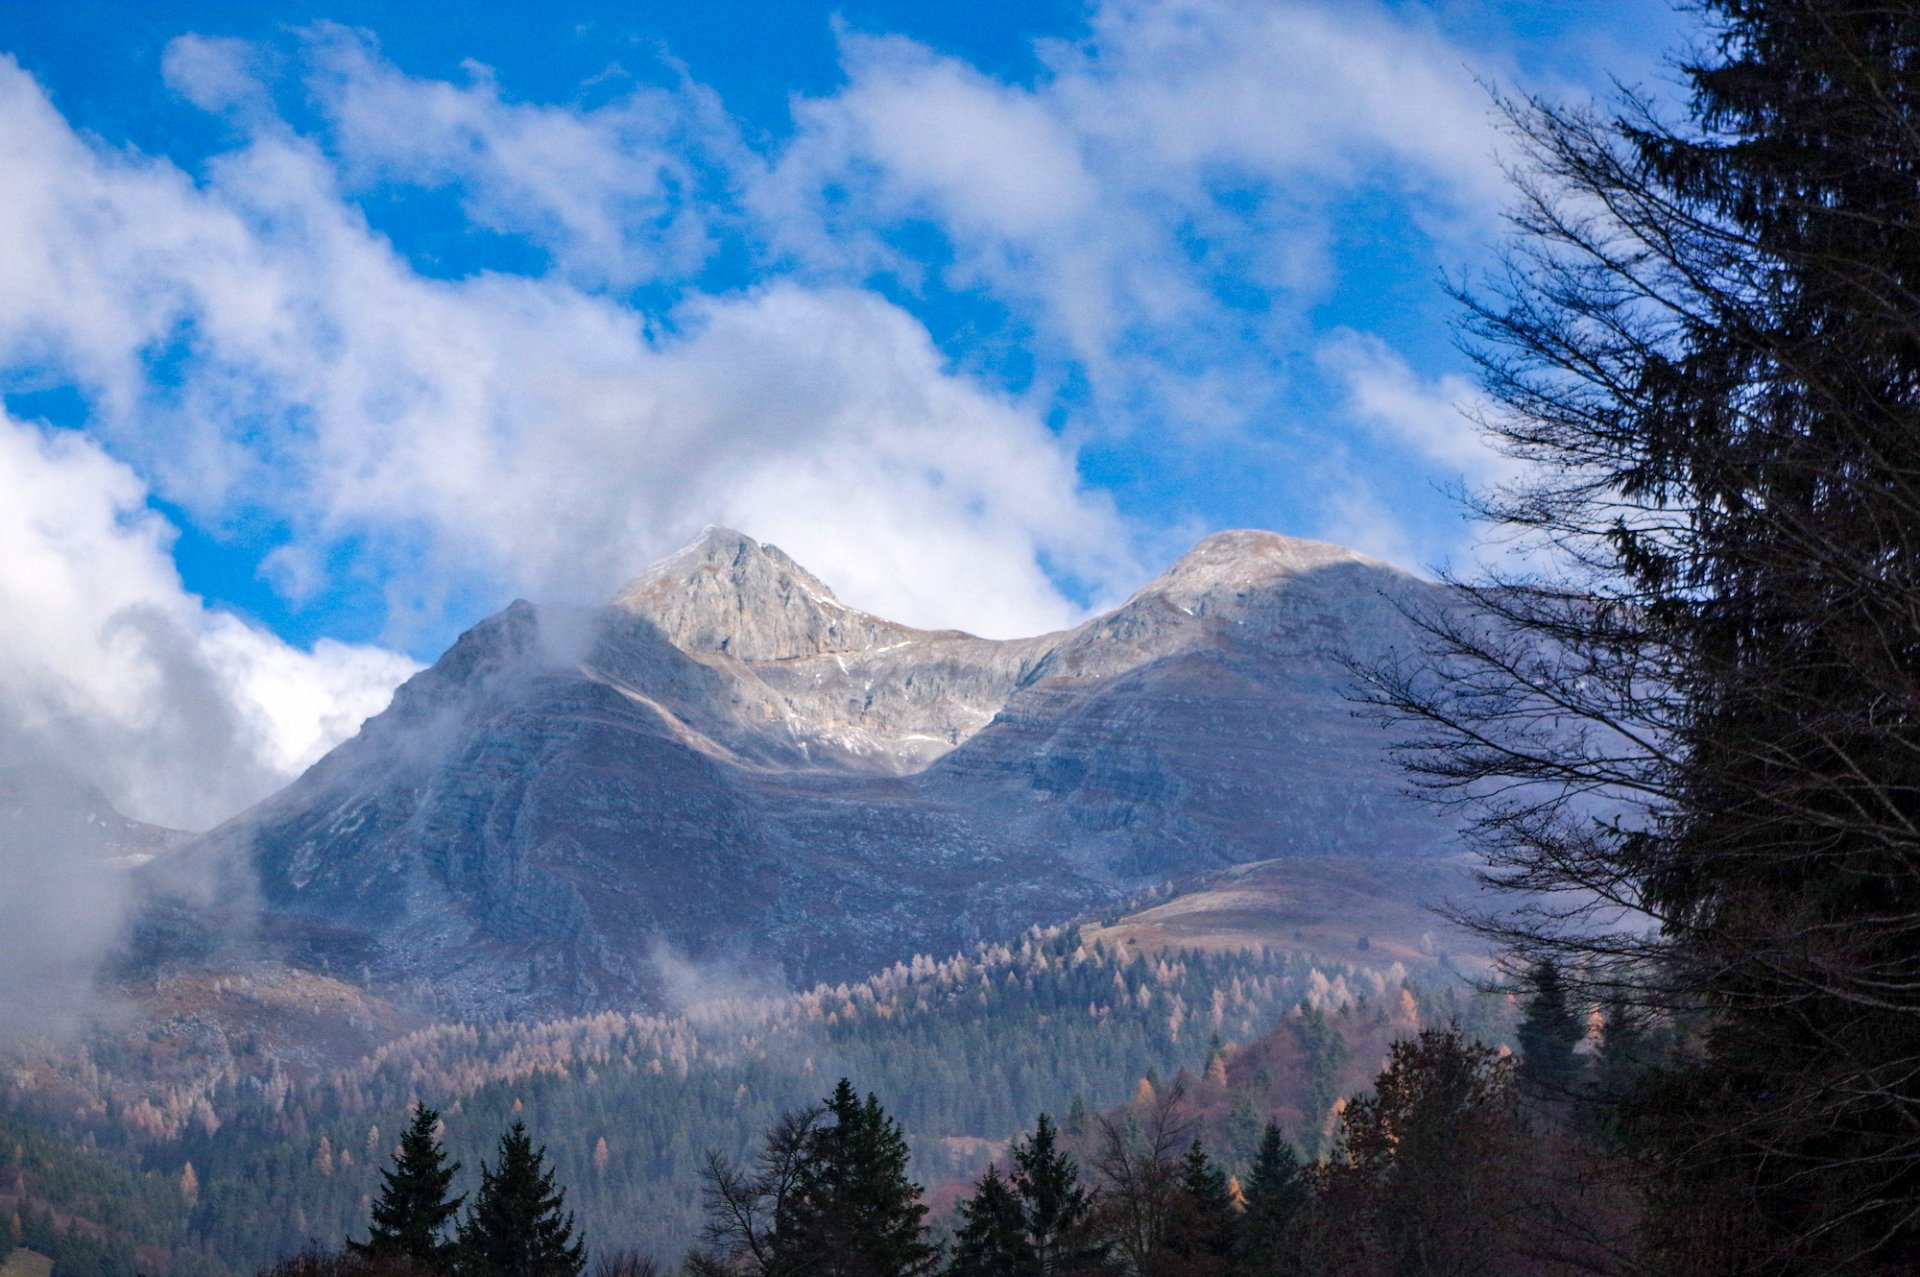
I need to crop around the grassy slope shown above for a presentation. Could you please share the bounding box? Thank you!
[1082,855,1491,971]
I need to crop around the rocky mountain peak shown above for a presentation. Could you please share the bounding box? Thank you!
[177,521,1455,1018]
[1134,529,1397,613]
[612,526,907,662]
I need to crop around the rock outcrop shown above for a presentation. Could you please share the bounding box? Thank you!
[157,528,1457,1017]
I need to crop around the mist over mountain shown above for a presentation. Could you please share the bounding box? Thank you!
[0,764,190,1034]
[153,528,1457,1018]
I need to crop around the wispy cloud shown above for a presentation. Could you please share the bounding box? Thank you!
[294,25,744,290]
[0,1,1620,830]
[0,44,1139,645]
[762,0,1508,434]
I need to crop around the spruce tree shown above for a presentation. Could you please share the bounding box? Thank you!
[1009,1113,1100,1277]
[1237,1123,1305,1277]
[779,1080,936,1277]
[454,1122,585,1277]
[1363,0,1920,1265]
[947,1165,1031,1277]
[1514,961,1584,1095]
[1224,1097,1262,1169]
[1165,1141,1237,1277]
[353,1105,462,1271]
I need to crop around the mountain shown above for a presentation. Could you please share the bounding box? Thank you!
[151,528,1458,1017]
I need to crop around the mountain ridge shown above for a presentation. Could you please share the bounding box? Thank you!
[147,527,1454,1018]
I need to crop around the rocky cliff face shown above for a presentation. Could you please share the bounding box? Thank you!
[158,528,1457,1017]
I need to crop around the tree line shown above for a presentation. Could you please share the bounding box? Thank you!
[264,967,1627,1277]
[7,932,1474,1277]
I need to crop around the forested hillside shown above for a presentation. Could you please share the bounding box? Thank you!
[0,927,1498,1276]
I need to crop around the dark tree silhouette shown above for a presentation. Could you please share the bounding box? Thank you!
[776,1080,937,1277]
[454,1122,585,1277]
[1237,1123,1305,1277]
[1163,1142,1236,1277]
[948,1165,1032,1277]
[696,1104,825,1277]
[1515,961,1585,1097]
[1091,1077,1190,1277]
[1009,1114,1103,1277]
[1358,1,1920,1267]
[352,1106,462,1272]
[1300,1029,1529,1276]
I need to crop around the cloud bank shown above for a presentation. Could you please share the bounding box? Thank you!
[0,408,416,830]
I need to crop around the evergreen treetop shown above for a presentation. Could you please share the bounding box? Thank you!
[1514,961,1585,1095]
[779,1080,936,1277]
[1238,1123,1305,1277]
[1167,1139,1238,1276]
[947,1165,1032,1277]
[352,1104,463,1271]
[454,1121,585,1277]
[1009,1113,1102,1277]
[1364,0,1920,1262]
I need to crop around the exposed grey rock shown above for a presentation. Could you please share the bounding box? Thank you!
[155,528,1459,1018]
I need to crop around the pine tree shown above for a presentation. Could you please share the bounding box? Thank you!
[454,1122,585,1277]
[1009,1113,1101,1277]
[779,1080,936,1277]
[1514,961,1584,1096]
[1237,1124,1304,1277]
[352,1105,462,1271]
[948,1165,1032,1277]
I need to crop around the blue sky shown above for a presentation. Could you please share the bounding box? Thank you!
[0,0,1688,826]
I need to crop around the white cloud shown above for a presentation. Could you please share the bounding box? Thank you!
[0,409,417,830]
[1312,328,1569,574]
[0,405,412,1034]
[763,0,1508,432]
[1317,329,1511,485]
[0,51,1136,656]
[790,33,1099,241]
[1056,0,1504,201]
[161,33,276,118]
[0,1,1530,829]
[300,25,742,290]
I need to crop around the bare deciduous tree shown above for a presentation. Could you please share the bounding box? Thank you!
[1090,1077,1191,1277]
[692,1104,825,1277]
